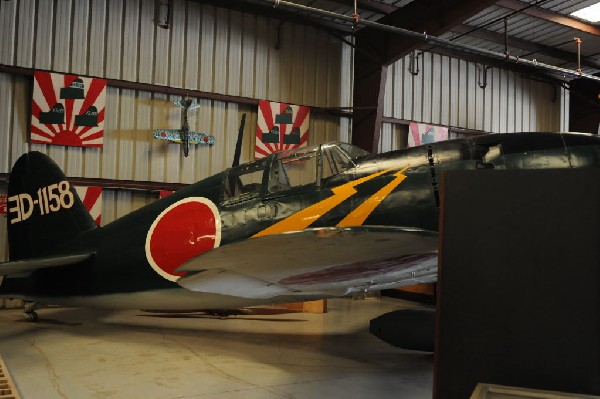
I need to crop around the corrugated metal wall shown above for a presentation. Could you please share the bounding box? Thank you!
[379,51,569,152]
[0,0,344,177]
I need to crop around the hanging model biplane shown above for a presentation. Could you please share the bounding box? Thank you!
[2,132,600,320]
[153,99,215,157]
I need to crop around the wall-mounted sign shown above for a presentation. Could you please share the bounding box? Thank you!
[408,122,448,148]
[31,71,106,148]
[255,100,310,159]
[159,191,174,198]
[74,186,103,226]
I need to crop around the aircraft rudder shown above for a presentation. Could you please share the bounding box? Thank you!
[6,151,96,261]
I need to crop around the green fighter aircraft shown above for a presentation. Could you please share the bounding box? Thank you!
[2,132,600,321]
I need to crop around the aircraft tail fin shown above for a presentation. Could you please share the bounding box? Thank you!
[7,152,97,261]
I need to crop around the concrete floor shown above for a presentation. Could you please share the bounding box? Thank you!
[0,297,433,399]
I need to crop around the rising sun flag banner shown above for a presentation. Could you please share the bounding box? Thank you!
[31,71,106,147]
[74,186,103,226]
[255,100,310,159]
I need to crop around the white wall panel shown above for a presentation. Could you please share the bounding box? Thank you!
[199,5,215,93]
[0,1,17,65]
[106,0,124,80]
[340,40,353,109]
[118,89,136,180]
[123,0,140,82]
[10,77,29,165]
[290,25,304,105]
[71,0,90,75]
[169,0,186,88]
[54,0,72,72]
[228,11,243,97]
[139,0,154,83]
[254,16,269,100]
[135,91,152,181]
[213,7,229,95]
[99,88,117,178]
[16,0,35,68]
[154,11,171,86]
[0,74,15,172]
[241,15,257,98]
[89,0,107,77]
[184,1,200,90]
[430,53,442,126]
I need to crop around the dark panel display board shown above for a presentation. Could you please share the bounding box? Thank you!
[434,169,600,399]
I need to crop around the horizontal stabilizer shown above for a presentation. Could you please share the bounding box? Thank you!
[0,253,94,277]
[177,226,438,296]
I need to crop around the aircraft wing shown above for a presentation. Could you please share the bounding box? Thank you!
[176,227,438,299]
[0,253,94,277]
[153,129,215,145]
[154,129,183,142]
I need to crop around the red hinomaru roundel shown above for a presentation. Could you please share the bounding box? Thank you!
[145,197,221,282]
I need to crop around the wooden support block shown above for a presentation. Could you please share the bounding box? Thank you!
[277,300,327,314]
[397,283,435,296]
[301,299,327,314]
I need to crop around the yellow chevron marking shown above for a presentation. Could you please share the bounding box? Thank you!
[252,168,394,238]
[337,167,409,227]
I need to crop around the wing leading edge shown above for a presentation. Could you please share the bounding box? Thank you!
[177,227,438,299]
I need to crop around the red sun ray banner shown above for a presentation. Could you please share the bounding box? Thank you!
[255,100,310,159]
[74,186,103,226]
[407,122,448,148]
[159,191,175,198]
[31,71,106,148]
[0,194,7,217]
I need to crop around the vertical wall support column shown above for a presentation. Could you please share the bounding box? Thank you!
[352,53,388,153]
[349,0,500,152]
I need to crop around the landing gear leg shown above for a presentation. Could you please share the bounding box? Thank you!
[23,301,39,322]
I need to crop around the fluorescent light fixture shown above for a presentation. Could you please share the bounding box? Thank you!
[571,2,600,23]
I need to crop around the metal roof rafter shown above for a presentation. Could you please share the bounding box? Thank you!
[496,0,600,36]
[264,0,600,81]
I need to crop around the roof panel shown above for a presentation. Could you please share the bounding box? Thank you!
[236,0,600,74]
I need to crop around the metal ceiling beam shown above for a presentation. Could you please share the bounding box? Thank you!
[193,0,352,34]
[451,24,600,70]
[372,0,501,65]
[352,0,499,152]
[496,0,600,37]
[321,0,397,15]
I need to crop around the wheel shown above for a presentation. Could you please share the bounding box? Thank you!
[24,312,38,322]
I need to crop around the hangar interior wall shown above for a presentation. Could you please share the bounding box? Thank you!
[0,0,571,272]
[378,52,570,153]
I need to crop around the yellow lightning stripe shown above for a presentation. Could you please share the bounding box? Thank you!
[337,166,409,227]
[252,168,394,238]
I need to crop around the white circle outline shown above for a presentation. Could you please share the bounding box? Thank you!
[145,197,222,282]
